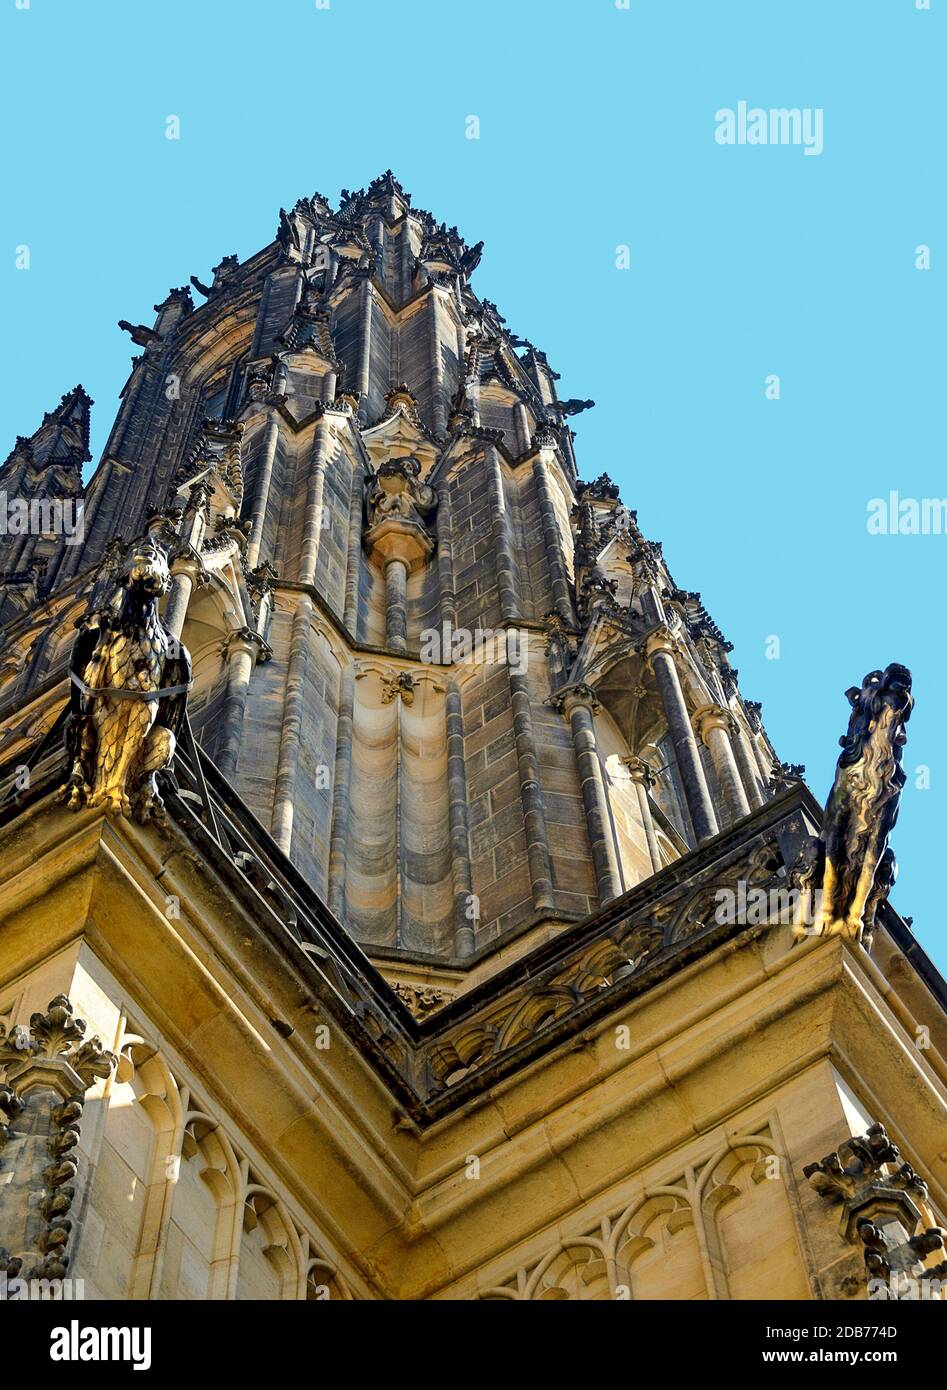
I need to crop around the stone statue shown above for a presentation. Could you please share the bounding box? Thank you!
[59,536,191,821]
[821,664,913,938]
[365,456,435,530]
[793,664,913,945]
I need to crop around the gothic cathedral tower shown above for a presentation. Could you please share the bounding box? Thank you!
[0,174,944,1302]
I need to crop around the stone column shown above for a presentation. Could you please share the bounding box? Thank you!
[731,722,765,810]
[163,550,203,642]
[343,457,365,634]
[532,451,575,626]
[622,755,662,873]
[357,279,373,412]
[0,996,115,1282]
[694,705,752,823]
[645,628,719,844]
[401,220,414,301]
[739,700,773,789]
[513,402,532,454]
[486,452,519,624]
[509,662,555,912]
[298,416,332,586]
[246,414,280,569]
[5,450,32,518]
[445,683,475,957]
[435,479,457,629]
[429,290,448,436]
[750,729,775,787]
[328,664,356,918]
[270,594,313,854]
[57,457,120,582]
[383,557,408,654]
[556,685,622,903]
[216,628,268,777]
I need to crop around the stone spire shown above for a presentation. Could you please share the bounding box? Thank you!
[0,174,783,961]
[0,385,91,622]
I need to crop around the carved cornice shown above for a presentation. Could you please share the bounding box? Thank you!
[421,826,794,1105]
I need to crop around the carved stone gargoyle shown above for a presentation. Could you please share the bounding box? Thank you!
[58,536,191,821]
[791,664,912,947]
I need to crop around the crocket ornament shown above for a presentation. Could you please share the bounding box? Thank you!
[59,536,191,822]
[792,663,913,947]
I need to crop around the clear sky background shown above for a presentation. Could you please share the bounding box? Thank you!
[2,0,943,969]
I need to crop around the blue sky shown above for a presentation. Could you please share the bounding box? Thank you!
[2,0,944,968]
